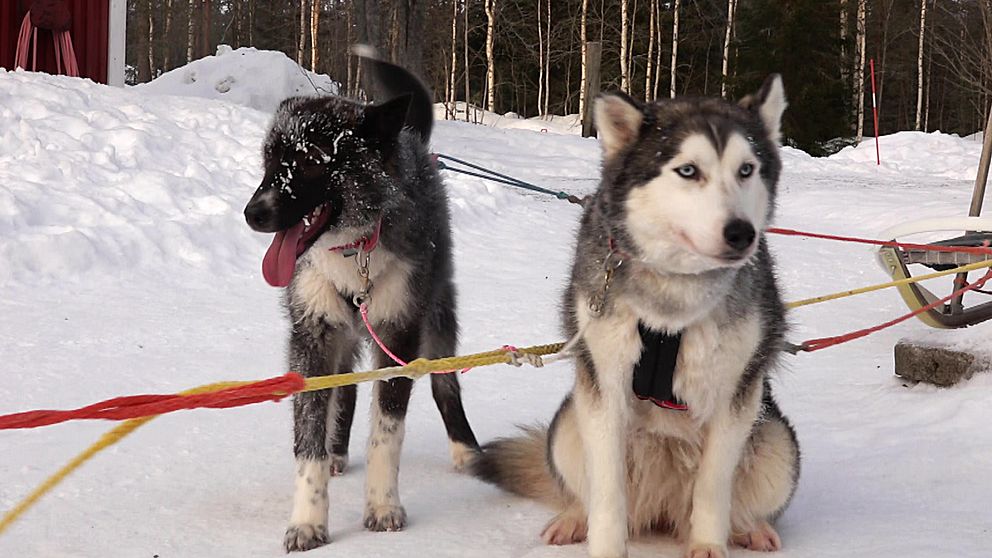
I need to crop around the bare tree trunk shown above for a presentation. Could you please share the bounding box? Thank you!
[653,0,662,99]
[620,0,630,92]
[311,0,320,72]
[924,28,933,132]
[855,0,867,141]
[627,0,638,94]
[138,0,151,81]
[840,0,849,84]
[248,0,254,46]
[163,0,173,70]
[148,7,155,77]
[645,0,656,102]
[544,0,551,116]
[720,0,736,98]
[538,0,544,116]
[298,0,308,65]
[484,0,497,113]
[670,0,681,98]
[579,0,589,120]
[449,0,459,119]
[186,0,195,63]
[346,1,355,95]
[464,0,471,122]
[915,0,927,130]
[201,0,212,59]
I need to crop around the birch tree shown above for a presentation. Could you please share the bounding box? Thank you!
[186,0,195,63]
[840,0,849,84]
[915,0,928,130]
[297,0,308,65]
[720,0,737,98]
[645,0,657,102]
[620,0,630,92]
[670,0,681,98]
[310,0,320,72]
[484,0,497,112]
[579,0,589,120]
[449,0,459,118]
[855,0,867,141]
[538,0,545,116]
[544,0,551,116]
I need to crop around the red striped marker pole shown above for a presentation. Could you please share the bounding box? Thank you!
[869,58,881,165]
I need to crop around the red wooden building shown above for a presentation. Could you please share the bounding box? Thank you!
[0,0,125,85]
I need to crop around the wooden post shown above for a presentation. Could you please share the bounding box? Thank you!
[950,105,992,314]
[582,41,602,138]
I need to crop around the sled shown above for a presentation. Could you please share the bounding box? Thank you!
[877,110,992,328]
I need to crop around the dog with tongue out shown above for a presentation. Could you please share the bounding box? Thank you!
[243,47,480,553]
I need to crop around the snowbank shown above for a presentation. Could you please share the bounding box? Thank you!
[0,67,272,285]
[829,130,983,180]
[132,46,339,113]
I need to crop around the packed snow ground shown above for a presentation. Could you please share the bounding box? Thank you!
[1,63,991,558]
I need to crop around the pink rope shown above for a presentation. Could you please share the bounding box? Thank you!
[359,302,475,374]
[359,303,409,366]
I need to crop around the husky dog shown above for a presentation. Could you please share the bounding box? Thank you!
[243,48,479,552]
[471,77,800,558]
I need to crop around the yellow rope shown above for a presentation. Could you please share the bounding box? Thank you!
[785,259,992,310]
[5,255,986,536]
[4,251,989,536]
[0,381,247,536]
[0,344,564,536]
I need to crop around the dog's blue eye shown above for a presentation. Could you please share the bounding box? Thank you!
[675,164,697,179]
[739,163,755,178]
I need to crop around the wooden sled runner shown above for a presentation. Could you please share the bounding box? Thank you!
[877,110,992,329]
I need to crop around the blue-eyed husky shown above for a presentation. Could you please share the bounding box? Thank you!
[243,48,478,552]
[471,77,800,558]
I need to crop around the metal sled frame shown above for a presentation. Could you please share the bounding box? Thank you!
[877,108,992,329]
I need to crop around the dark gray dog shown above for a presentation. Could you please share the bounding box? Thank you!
[244,48,478,552]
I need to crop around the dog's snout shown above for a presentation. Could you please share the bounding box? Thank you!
[244,201,276,232]
[723,219,756,252]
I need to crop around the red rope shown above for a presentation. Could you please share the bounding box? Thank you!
[0,373,305,431]
[800,270,992,352]
[770,226,992,352]
[767,227,992,257]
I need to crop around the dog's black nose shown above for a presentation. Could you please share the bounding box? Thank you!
[244,202,275,231]
[723,219,756,252]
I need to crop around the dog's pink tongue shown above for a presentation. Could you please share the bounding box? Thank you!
[262,222,305,287]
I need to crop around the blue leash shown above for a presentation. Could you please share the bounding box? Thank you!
[434,153,587,206]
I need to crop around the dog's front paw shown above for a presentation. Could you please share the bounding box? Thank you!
[329,454,348,476]
[363,504,407,532]
[731,521,781,552]
[684,542,727,558]
[284,523,330,552]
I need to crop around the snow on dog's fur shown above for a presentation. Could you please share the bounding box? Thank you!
[243,48,479,552]
[471,77,800,558]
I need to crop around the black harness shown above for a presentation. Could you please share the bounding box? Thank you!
[632,323,688,411]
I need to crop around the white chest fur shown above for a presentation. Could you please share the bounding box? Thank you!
[290,228,414,327]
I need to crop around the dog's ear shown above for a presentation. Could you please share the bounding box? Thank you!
[594,93,644,159]
[361,93,412,142]
[739,74,787,144]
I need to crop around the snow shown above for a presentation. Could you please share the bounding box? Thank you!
[133,46,339,113]
[2,64,992,558]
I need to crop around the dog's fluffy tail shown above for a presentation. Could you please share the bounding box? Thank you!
[469,426,564,506]
[350,44,434,142]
